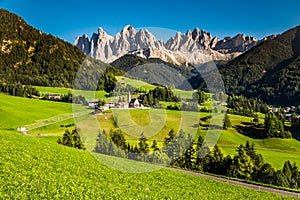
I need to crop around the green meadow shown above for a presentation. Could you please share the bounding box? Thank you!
[1,91,300,198]
[35,86,108,99]
[0,94,85,130]
[3,79,300,171]
[0,130,295,199]
[116,76,156,91]
[6,88,297,171]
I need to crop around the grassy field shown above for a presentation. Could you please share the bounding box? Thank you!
[2,92,300,170]
[116,76,156,91]
[0,94,85,130]
[0,130,295,199]
[13,94,300,170]
[35,86,108,99]
[1,92,300,197]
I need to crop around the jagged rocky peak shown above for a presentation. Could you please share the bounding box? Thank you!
[191,27,200,40]
[91,27,112,42]
[210,36,220,48]
[75,25,274,65]
[185,29,192,37]
[262,34,277,41]
[75,34,91,54]
[190,27,212,49]
[121,25,136,34]
[213,33,260,53]
[97,27,110,38]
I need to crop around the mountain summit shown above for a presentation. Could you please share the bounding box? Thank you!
[75,26,270,65]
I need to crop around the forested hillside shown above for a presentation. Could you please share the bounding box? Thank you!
[220,26,300,105]
[0,9,107,89]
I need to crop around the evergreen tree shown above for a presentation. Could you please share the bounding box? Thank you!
[110,129,126,150]
[223,113,231,129]
[72,129,85,150]
[100,72,117,93]
[164,129,176,145]
[283,161,292,185]
[150,150,170,164]
[274,170,290,188]
[61,129,73,147]
[291,115,300,139]
[138,132,150,154]
[233,145,254,180]
[58,129,85,150]
[255,163,275,184]
[94,131,110,154]
[151,140,159,151]
[203,145,226,175]
[264,112,286,138]
[192,90,207,104]
[244,141,264,172]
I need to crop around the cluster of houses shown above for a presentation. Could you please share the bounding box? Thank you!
[270,106,300,121]
[88,92,145,113]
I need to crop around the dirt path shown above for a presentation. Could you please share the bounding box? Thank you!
[166,167,300,198]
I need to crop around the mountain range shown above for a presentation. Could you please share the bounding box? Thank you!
[75,26,276,65]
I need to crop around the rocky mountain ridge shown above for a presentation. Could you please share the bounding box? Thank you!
[75,25,275,65]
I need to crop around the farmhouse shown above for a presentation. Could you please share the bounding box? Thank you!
[45,93,60,100]
[88,99,99,109]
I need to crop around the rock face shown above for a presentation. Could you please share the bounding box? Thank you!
[213,34,259,54]
[75,25,274,65]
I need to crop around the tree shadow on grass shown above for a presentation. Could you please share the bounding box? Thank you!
[234,124,265,139]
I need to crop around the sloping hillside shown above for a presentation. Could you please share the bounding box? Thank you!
[220,26,300,105]
[0,130,294,199]
[0,9,106,89]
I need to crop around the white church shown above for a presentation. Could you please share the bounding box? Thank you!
[127,91,143,108]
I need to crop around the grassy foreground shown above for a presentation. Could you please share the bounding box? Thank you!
[0,130,296,199]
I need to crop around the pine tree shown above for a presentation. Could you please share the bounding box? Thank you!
[264,112,285,138]
[138,132,149,154]
[94,131,110,154]
[151,140,159,151]
[110,129,126,150]
[283,161,292,185]
[255,163,275,184]
[61,129,73,147]
[234,145,254,180]
[164,129,176,145]
[223,113,231,129]
[72,129,85,150]
[274,170,290,188]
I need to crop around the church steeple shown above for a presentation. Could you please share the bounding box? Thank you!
[128,91,131,103]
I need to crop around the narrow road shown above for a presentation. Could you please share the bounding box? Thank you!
[166,167,300,198]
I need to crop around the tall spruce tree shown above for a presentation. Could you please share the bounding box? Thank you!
[223,113,231,129]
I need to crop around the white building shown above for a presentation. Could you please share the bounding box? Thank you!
[88,99,99,109]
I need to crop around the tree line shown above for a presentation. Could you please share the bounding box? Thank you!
[93,128,300,189]
[139,87,180,107]
[57,129,85,150]
[0,83,39,97]
[227,95,269,117]
[41,92,88,105]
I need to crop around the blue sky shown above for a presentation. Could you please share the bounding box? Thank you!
[1,0,300,43]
